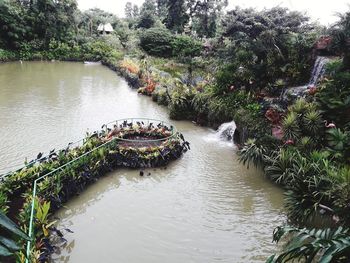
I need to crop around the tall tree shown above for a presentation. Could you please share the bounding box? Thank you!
[331,9,350,69]
[137,0,157,28]
[132,4,139,18]
[124,1,133,18]
[0,0,27,48]
[191,0,227,37]
[165,0,188,33]
[77,8,119,37]
[156,0,168,18]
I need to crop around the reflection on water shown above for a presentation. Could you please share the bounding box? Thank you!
[0,62,286,263]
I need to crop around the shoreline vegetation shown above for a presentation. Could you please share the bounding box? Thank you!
[0,0,349,262]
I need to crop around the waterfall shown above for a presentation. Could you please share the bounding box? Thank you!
[308,56,331,86]
[282,56,331,100]
[215,121,237,141]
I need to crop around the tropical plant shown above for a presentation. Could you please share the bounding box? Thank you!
[330,8,350,69]
[265,148,299,185]
[325,128,350,162]
[267,226,350,263]
[303,110,323,136]
[317,71,350,128]
[238,139,267,168]
[0,211,30,257]
[282,112,300,140]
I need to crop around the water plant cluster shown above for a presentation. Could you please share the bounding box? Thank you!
[0,120,189,262]
[0,0,350,261]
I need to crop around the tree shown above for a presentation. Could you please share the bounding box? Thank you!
[26,0,78,44]
[172,34,202,83]
[77,8,119,37]
[165,0,188,33]
[0,0,27,48]
[132,5,139,18]
[140,0,157,14]
[190,0,228,37]
[124,2,133,18]
[156,0,168,18]
[137,0,157,28]
[220,7,315,88]
[331,9,350,69]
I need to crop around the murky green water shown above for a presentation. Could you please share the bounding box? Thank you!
[0,61,285,262]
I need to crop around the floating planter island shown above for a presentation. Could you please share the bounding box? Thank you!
[102,118,190,168]
[0,118,189,262]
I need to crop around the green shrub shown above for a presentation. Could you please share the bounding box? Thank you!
[0,49,17,61]
[317,71,350,129]
[169,89,195,120]
[83,41,122,62]
[140,27,173,57]
[171,35,202,58]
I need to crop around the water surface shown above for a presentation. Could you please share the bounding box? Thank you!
[0,61,285,262]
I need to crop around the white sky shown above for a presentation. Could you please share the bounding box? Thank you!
[77,0,349,25]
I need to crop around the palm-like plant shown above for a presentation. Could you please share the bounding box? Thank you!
[298,136,314,152]
[327,128,349,151]
[283,152,334,222]
[282,112,301,140]
[303,110,323,136]
[267,226,350,263]
[288,98,309,114]
[265,149,298,185]
[238,139,267,168]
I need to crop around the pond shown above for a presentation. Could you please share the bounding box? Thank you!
[0,61,285,262]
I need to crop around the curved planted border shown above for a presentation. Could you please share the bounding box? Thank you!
[0,118,190,262]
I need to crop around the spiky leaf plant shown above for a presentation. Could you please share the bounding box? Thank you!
[297,136,314,152]
[282,112,301,140]
[288,98,309,115]
[303,110,323,136]
[238,139,267,168]
[265,148,299,185]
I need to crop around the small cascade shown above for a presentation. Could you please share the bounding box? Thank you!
[215,121,237,141]
[282,56,331,100]
[308,56,331,86]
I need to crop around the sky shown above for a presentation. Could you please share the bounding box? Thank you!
[77,0,349,25]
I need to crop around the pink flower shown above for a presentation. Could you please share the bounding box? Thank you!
[284,139,294,145]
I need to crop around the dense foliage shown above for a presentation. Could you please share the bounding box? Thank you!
[0,0,350,261]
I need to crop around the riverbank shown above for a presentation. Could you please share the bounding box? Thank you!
[0,61,287,262]
[0,43,349,262]
[2,46,346,224]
